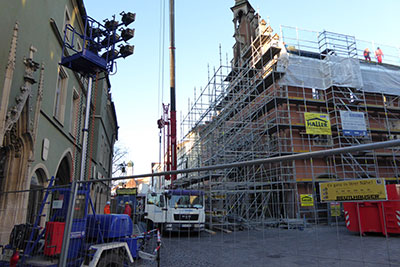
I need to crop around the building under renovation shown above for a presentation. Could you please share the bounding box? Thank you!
[177,0,400,228]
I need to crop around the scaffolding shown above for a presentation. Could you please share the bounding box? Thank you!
[177,21,400,230]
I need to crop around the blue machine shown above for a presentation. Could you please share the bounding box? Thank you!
[0,178,160,266]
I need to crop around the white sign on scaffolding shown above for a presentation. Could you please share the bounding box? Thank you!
[340,111,367,136]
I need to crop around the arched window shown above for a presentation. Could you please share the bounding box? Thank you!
[56,156,71,186]
[26,169,47,224]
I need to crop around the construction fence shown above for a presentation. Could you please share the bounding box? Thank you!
[0,141,400,266]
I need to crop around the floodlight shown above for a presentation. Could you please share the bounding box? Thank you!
[104,19,119,31]
[101,49,119,61]
[101,34,120,46]
[121,12,136,26]
[121,28,135,42]
[88,42,102,53]
[120,45,134,58]
[89,26,103,38]
[157,118,165,129]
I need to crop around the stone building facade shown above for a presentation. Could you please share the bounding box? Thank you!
[0,0,118,242]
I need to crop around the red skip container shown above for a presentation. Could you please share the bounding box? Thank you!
[343,184,400,235]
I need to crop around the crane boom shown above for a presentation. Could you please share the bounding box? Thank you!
[158,0,177,183]
[169,0,177,181]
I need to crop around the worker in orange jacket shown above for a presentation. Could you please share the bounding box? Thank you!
[104,201,111,214]
[123,201,132,218]
[363,48,371,61]
[375,47,383,63]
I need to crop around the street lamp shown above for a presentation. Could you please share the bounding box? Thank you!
[119,162,127,174]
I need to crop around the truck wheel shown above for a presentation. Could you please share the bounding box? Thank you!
[97,251,124,267]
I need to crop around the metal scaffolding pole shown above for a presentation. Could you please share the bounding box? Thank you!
[60,75,93,266]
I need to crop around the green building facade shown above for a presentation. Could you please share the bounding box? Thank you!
[0,0,118,243]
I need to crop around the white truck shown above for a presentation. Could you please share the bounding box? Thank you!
[144,189,205,232]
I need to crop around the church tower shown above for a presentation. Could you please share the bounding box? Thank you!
[231,0,258,65]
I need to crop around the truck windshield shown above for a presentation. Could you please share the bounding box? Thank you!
[168,195,203,209]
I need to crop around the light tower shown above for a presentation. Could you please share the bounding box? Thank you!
[59,11,136,265]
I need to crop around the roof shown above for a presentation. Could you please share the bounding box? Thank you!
[231,0,255,12]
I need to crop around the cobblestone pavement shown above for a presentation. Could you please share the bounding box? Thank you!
[135,225,400,267]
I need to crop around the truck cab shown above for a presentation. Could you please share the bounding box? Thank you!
[144,190,205,232]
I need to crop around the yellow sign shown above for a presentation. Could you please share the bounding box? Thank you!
[300,194,314,206]
[330,202,341,216]
[319,179,387,202]
[116,188,137,195]
[304,113,331,135]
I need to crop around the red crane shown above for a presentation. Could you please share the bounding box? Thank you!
[158,0,177,182]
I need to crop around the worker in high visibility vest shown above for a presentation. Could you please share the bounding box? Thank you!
[123,201,132,218]
[375,47,383,63]
[104,201,111,214]
[363,48,371,61]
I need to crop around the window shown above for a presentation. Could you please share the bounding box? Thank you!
[105,147,110,172]
[312,88,322,100]
[312,135,332,146]
[103,139,109,168]
[168,194,204,209]
[26,170,45,224]
[70,88,79,136]
[147,194,156,205]
[76,40,82,52]
[99,134,106,167]
[54,67,68,123]
[103,80,108,93]
[147,193,165,208]
[389,120,400,140]
[63,7,71,41]
[91,164,96,179]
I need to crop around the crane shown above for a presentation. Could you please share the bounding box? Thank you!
[158,0,177,183]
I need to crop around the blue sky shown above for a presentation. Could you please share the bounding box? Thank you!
[84,0,400,175]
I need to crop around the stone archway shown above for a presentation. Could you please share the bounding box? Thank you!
[49,153,72,219]
[0,107,35,243]
[55,153,72,186]
[26,168,47,224]
[0,26,39,244]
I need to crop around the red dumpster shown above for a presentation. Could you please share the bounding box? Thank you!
[343,184,400,235]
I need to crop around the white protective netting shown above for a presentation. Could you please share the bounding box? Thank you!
[278,48,400,95]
